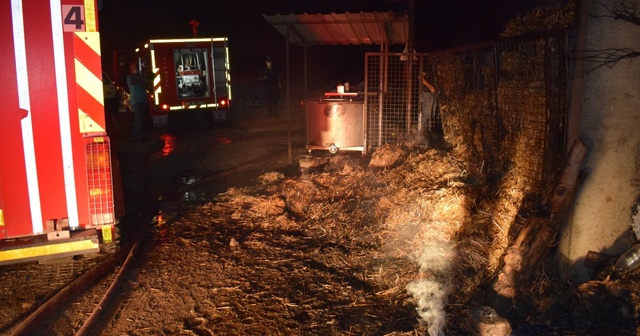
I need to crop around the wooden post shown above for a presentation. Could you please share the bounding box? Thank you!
[492,138,588,301]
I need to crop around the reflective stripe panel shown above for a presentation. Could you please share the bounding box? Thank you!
[83,0,96,32]
[151,49,161,105]
[12,0,43,233]
[149,37,227,43]
[50,0,79,229]
[168,103,221,110]
[0,237,100,265]
[224,45,232,100]
[74,32,105,134]
[153,68,161,105]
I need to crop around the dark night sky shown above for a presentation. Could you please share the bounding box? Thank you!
[97,0,549,90]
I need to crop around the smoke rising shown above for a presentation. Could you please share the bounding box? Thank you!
[407,240,456,336]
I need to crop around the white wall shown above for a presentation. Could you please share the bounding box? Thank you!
[559,0,640,282]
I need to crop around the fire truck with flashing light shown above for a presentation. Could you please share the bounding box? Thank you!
[118,37,232,126]
[0,0,124,265]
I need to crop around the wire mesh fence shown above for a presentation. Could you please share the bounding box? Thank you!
[364,29,569,196]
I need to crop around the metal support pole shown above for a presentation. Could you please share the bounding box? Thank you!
[286,25,292,162]
[304,45,308,100]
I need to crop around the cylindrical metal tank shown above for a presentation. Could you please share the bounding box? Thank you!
[305,99,365,154]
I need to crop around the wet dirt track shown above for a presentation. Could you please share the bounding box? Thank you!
[118,107,304,216]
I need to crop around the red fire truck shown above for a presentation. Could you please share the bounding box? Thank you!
[0,0,123,264]
[126,38,232,126]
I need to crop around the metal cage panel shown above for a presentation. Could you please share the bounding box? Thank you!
[364,29,569,197]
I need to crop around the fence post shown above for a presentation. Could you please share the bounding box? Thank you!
[493,43,502,142]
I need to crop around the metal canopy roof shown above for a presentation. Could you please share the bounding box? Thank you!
[263,11,409,46]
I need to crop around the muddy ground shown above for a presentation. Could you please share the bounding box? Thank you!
[14,104,640,335]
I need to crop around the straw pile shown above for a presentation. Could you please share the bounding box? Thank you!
[500,1,575,38]
[129,142,522,335]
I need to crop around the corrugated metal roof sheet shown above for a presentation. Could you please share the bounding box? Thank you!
[263,12,409,46]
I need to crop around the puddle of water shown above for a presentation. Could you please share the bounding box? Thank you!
[180,190,210,202]
[177,175,210,202]
[160,133,176,156]
[181,176,201,185]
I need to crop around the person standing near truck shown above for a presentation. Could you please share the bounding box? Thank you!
[258,56,281,118]
[127,62,149,141]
